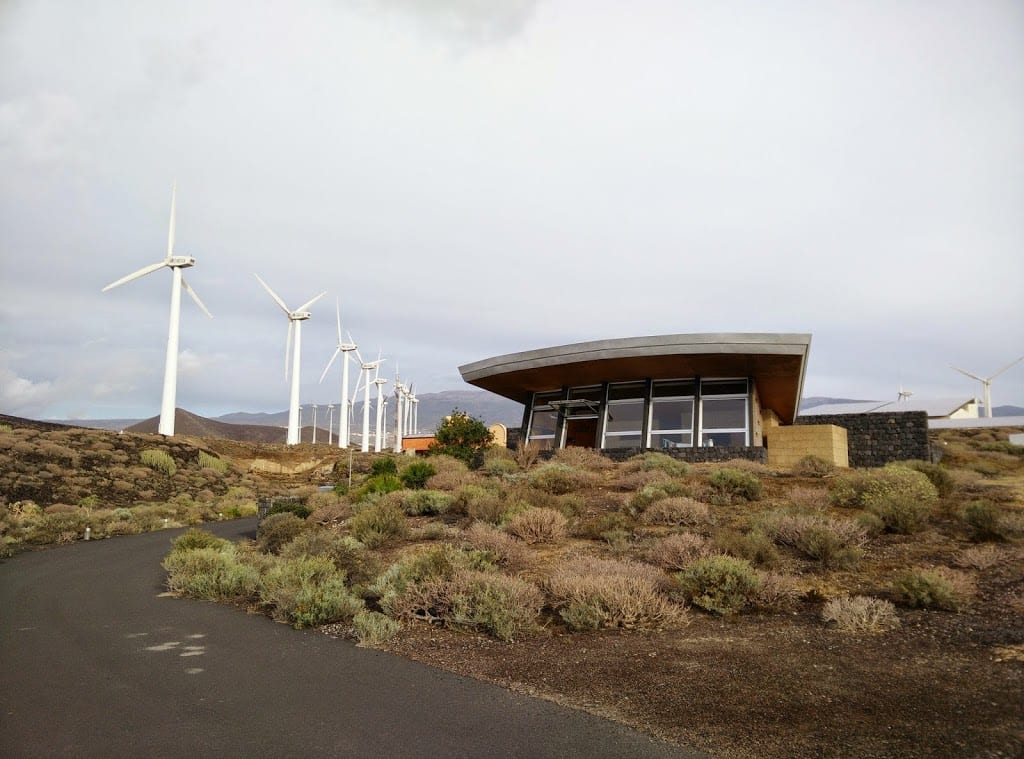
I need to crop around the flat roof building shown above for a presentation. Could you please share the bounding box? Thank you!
[459,333,812,454]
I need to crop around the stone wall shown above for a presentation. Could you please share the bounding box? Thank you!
[795,411,930,467]
[600,445,767,464]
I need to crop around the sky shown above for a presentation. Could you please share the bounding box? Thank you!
[1,0,1022,421]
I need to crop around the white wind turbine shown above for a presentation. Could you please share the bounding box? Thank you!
[951,356,1024,419]
[326,404,335,446]
[102,183,211,437]
[352,348,384,453]
[318,300,358,449]
[311,403,318,444]
[255,274,326,445]
[392,369,406,453]
[373,364,389,452]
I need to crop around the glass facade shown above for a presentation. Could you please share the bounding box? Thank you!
[527,377,752,451]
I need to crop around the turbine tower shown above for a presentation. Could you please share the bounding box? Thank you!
[319,300,358,449]
[102,183,212,437]
[353,349,384,453]
[373,365,389,452]
[255,274,326,445]
[392,371,406,454]
[326,404,335,446]
[951,356,1024,419]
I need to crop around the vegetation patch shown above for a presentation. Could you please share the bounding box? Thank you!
[675,555,761,615]
[822,595,900,633]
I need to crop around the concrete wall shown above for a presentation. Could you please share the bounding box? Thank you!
[767,424,848,468]
[795,410,930,467]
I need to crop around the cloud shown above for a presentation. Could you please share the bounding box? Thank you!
[0,367,57,417]
[364,0,541,43]
[0,92,83,165]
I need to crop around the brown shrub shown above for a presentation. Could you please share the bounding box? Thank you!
[822,596,900,633]
[553,447,616,472]
[751,571,802,610]
[545,556,684,631]
[647,532,713,570]
[787,486,830,511]
[639,497,713,528]
[504,507,568,544]
[464,522,532,571]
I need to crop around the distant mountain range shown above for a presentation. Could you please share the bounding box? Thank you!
[42,390,1024,437]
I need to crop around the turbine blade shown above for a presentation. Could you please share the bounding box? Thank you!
[285,320,293,381]
[102,261,167,291]
[335,299,343,343]
[255,274,291,315]
[346,330,356,347]
[182,278,212,318]
[297,291,328,313]
[354,347,365,366]
[167,182,177,258]
[319,347,341,384]
[951,365,984,383]
[989,355,1024,381]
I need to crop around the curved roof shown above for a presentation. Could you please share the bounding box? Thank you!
[459,333,812,423]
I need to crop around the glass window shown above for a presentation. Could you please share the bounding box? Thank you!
[527,390,560,447]
[649,379,694,449]
[603,433,643,450]
[701,379,748,396]
[700,395,748,447]
[564,386,601,417]
[608,382,646,401]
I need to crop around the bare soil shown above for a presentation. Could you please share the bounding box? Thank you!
[380,547,1024,758]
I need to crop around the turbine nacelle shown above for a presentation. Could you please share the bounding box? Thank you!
[167,255,195,268]
[289,311,313,321]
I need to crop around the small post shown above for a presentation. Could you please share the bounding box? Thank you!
[84,527,91,541]
[163,518,169,528]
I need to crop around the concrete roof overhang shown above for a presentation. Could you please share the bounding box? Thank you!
[459,333,812,424]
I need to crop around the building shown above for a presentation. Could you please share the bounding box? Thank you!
[459,333,815,461]
[801,397,979,420]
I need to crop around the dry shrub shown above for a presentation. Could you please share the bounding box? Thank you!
[893,566,975,611]
[352,610,401,647]
[425,454,469,478]
[528,462,597,494]
[348,501,408,548]
[546,556,685,631]
[279,528,379,588]
[758,510,868,567]
[308,501,351,526]
[751,571,801,610]
[720,458,770,475]
[504,507,568,544]
[451,485,507,524]
[260,555,365,629]
[639,497,713,528]
[257,512,310,554]
[162,545,261,602]
[513,439,541,470]
[791,455,835,478]
[306,490,345,511]
[372,544,496,617]
[787,486,831,511]
[575,511,636,541]
[400,489,453,516]
[647,532,713,570]
[955,544,1004,571]
[553,447,615,472]
[822,596,900,633]
[389,569,543,641]
[622,451,690,477]
[713,529,780,568]
[706,467,762,503]
[464,522,532,570]
[426,469,474,492]
[611,468,674,492]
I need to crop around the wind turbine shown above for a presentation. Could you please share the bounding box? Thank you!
[327,404,335,446]
[255,274,326,445]
[353,348,384,453]
[311,403,318,444]
[102,183,211,437]
[373,364,389,452]
[318,299,358,449]
[951,356,1024,419]
[392,370,406,453]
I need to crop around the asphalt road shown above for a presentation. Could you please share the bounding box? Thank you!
[0,519,700,758]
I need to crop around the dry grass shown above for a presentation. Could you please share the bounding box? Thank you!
[503,507,568,544]
[822,596,900,633]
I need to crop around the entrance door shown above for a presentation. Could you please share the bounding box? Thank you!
[564,417,598,448]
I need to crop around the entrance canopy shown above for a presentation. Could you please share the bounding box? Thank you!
[460,333,811,424]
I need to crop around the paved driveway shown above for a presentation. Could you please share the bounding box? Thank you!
[0,519,699,758]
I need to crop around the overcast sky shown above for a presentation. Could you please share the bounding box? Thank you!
[1,0,1022,421]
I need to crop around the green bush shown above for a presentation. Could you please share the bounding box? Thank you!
[707,468,762,503]
[482,457,519,476]
[895,460,955,498]
[356,474,404,501]
[370,457,399,476]
[427,411,493,466]
[893,567,973,611]
[528,463,589,495]
[267,500,312,520]
[352,610,401,647]
[260,555,364,628]
[348,502,408,548]
[279,528,379,587]
[400,462,436,490]
[140,449,176,476]
[713,529,780,568]
[575,511,635,541]
[675,555,761,615]
[197,451,228,473]
[162,545,261,601]
[257,512,309,554]
[400,489,453,516]
[172,528,230,553]
[961,500,1006,541]
[757,510,866,568]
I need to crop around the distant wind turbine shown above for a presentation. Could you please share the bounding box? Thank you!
[327,404,335,446]
[951,356,1024,419]
[255,274,326,445]
[102,183,211,437]
[353,348,384,453]
[373,364,389,453]
[318,299,358,449]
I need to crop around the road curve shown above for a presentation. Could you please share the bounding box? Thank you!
[1,519,700,758]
